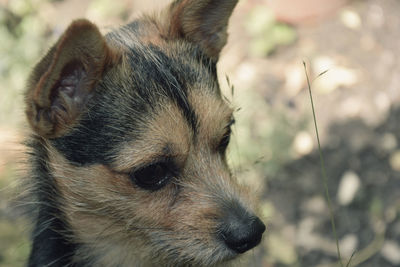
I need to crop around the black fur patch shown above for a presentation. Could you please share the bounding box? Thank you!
[27,139,80,267]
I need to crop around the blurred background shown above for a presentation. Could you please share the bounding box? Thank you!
[1,0,400,266]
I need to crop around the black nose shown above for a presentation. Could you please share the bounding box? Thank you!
[219,213,266,254]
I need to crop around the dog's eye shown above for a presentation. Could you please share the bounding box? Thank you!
[217,129,231,153]
[130,162,174,191]
[217,118,234,153]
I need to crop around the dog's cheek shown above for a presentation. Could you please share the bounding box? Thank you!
[47,146,174,240]
[46,147,126,236]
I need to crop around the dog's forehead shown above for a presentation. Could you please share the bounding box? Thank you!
[111,90,233,172]
[188,89,233,138]
[114,38,233,141]
[106,18,218,87]
[106,21,228,128]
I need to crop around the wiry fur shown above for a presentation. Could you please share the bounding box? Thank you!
[24,1,265,266]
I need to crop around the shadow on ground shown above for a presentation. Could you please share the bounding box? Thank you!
[260,106,400,266]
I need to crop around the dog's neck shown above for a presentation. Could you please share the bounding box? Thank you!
[28,139,80,266]
[29,202,79,266]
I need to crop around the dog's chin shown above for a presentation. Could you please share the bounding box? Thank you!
[214,251,239,266]
[160,252,238,267]
[144,237,239,267]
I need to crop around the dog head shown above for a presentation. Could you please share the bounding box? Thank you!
[25,0,265,265]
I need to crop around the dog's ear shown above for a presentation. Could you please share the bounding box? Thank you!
[25,19,118,138]
[165,0,238,60]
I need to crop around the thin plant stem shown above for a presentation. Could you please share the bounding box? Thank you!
[346,250,356,267]
[303,61,343,267]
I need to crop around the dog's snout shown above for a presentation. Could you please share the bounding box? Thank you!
[219,211,266,254]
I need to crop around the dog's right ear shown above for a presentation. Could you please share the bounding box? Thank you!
[25,19,119,139]
[164,0,239,60]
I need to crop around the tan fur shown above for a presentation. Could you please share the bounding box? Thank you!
[113,102,192,172]
[188,90,234,149]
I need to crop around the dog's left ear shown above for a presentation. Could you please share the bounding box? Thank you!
[165,0,239,60]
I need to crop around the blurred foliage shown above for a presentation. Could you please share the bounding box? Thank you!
[0,162,30,267]
[0,0,48,127]
[87,0,130,22]
[0,219,30,267]
[245,5,296,56]
[228,85,308,179]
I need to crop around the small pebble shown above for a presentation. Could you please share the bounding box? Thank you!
[337,171,361,205]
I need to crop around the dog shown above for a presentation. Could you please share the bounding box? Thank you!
[24,0,265,266]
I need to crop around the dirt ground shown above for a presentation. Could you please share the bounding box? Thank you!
[0,0,399,266]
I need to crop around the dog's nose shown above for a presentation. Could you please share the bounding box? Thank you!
[219,212,266,254]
